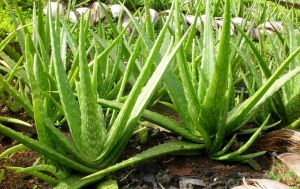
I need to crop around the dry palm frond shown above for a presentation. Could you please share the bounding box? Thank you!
[255,129,300,153]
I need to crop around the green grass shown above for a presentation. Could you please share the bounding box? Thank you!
[0,0,32,38]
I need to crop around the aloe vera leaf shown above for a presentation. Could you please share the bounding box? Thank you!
[143,3,153,40]
[96,179,118,189]
[227,66,300,132]
[77,142,205,188]
[36,95,93,166]
[98,4,176,163]
[2,44,21,64]
[36,0,46,47]
[0,29,17,53]
[164,69,196,133]
[122,2,195,134]
[287,117,300,129]
[215,115,270,160]
[0,75,33,117]
[103,41,123,96]
[25,36,54,146]
[254,67,300,108]
[231,42,262,88]
[98,1,118,37]
[0,144,28,160]
[236,25,289,123]
[88,25,128,69]
[0,124,96,173]
[48,11,83,151]
[0,52,28,85]
[117,37,142,100]
[101,28,193,167]
[127,29,191,127]
[14,164,56,174]
[0,26,29,84]
[61,21,78,55]
[97,99,201,143]
[31,36,50,95]
[108,37,142,125]
[13,164,67,179]
[55,142,203,189]
[0,116,31,127]
[121,4,153,47]
[184,2,202,53]
[239,121,281,135]
[174,0,203,138]
[92,51,100,94]
[11,0,30,35]
[212,134,237,157]
[285,92,300,122]
[2,0,27,55]
[0,169,4,184]
[201,0,216,87]
[200,0,231,141]
[77,16,106,159]
[287,23,300,98]
[7,166,59,185]
[34,30,50,70]
[105,79,123,100]
[232,151,267,162]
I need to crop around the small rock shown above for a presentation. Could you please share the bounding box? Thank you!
[151,128,160,137]
[156,172,171,184]
[227,178,240,188]
[136,146,141,150]
[258,21,283,33]
[204,171,213,177]
[43,2,64,18]
[110,4,124,18]
[179,178,206,189]
[207,181,226,189]
[237,172,245,178]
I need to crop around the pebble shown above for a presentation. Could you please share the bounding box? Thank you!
[156,172,171,184]
[179,177,206,189]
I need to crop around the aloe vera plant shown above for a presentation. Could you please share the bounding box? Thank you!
[167,0,300,160]
[99,0,300,164]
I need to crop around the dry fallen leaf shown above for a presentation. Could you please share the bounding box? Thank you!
[167,164,193,176]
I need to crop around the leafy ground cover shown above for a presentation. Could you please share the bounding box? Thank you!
[0,0,300,188]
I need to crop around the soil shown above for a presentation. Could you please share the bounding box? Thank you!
[108,129,270,189]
